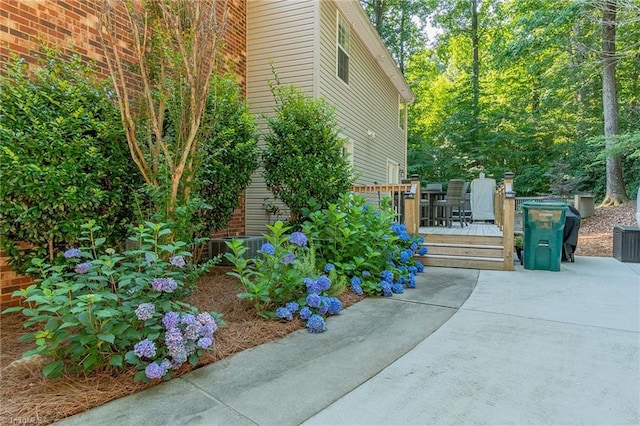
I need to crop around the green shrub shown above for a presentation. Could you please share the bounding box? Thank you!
[262,77,353,224]
[2,221,219,382]
[0,52,141,272]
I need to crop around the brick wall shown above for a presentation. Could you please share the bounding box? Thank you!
[0,0,247,307]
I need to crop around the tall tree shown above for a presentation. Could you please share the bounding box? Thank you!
[601,0,628,205]
[99,0,229,215]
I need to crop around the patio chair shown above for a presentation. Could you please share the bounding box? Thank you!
[434,179,469,227]
[420,183,444,226]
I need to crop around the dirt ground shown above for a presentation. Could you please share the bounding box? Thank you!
[0,201,636,425]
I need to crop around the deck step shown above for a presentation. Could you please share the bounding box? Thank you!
[425,244,503,258]
[416,254,506,271]
[422,234,503,246]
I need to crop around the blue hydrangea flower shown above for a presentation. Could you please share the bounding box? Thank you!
[391,283,404,294]
[380,281,392,297]
[381,270,394,283]
[145,362,167,379]
[415,261,424,273]
[134,339,157,359]
[410,242,418,251]
[75,262,92,274]
[306,293,321,308]
[197,337,213,349]
[280,252,295,265]
[351,282,363,296]
[407,275,416,288]
[316,275,331,291]
[409,265,418,275]
[362,270,371,277]
[135,303,155,321]
[181,313,196,325]
[63,248,81,259]
[418,246,428,255]
[260,243,275,255]
[152,277,177,293]
[400,250,411,263]
[285,302,299,313]
[169,255,186,268]
[306,314,326,333]
[276,307,293,321]
[144,253,156,263]
[317,298,329,315]
[299,307,312,320]
[350,276,361,286]
[304,277,321,294]
[162,312,180,329]
[398,231,410,241]
[289,232,308,246]
[323,263,335,273]
[327,297,343,315]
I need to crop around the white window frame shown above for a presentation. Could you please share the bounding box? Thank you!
[336,12,350,85]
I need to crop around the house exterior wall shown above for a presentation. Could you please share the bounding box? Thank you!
[244,0,410,235]
[245,0,316,235]
[0,0,247,306]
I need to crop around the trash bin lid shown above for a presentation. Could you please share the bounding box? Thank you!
[522,201,567,210]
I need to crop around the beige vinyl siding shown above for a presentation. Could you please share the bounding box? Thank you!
[319,2,406,186]
[245,0,316,235]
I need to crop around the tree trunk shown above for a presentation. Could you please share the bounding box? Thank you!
[601,0,628,206]
[471,0,480,143]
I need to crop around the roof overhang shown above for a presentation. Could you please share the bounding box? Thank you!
[335,1,415,103]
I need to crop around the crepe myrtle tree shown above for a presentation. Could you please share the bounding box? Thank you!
[262,74,353,224]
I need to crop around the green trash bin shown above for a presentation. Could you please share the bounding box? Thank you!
[522,201,567,271]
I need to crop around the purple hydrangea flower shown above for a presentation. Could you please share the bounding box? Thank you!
[152,277,177,293]
[184,323,203,341]
[75,262,92,274]
[181,313,196,325]
[323,263,335,273]
[327,297,343,315]
[134,339,157,359]
[260,243,275,255]
[289,232,308,246]
[135,303,155,321]
[197,313,218,334]
[306,293,321,308]
[145,361,167,379]
[391,283,405,294]
[63,248,81,259]
[280,252,295,265]
[306,314,326,333]
[316,275,331,291]
[162,312,180,329]
[144,253,156,264]
[380,281,392,297]
[299,307,312,320]
[285,302,299,313]
[275,307,293,321]
[169,255,186,268]
[197,337,213,349]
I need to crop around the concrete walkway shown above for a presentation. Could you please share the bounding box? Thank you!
[56,257,640,426]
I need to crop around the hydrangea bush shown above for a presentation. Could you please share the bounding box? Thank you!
[3,221,220,382]
[224,221,315,317]
[303,193,426,297]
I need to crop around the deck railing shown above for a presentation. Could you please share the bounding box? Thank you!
[494,172,516,270]
[350,177,421,234]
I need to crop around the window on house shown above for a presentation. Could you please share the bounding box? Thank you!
[398,97,406,130]
[337,13,350,84]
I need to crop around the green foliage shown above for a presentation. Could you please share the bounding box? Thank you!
[2,221,219,381]
[262,77,353,224]
[0,52,141,272]
[224,221,313,316]
[302,194,424,295]
[195,75,259,233]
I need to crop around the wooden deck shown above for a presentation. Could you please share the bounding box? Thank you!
[416,222,512,271]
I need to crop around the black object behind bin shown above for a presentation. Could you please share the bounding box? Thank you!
[613,226,640,263]
[562,205,581,262]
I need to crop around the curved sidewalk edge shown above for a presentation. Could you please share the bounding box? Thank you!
[54,268,479,426]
